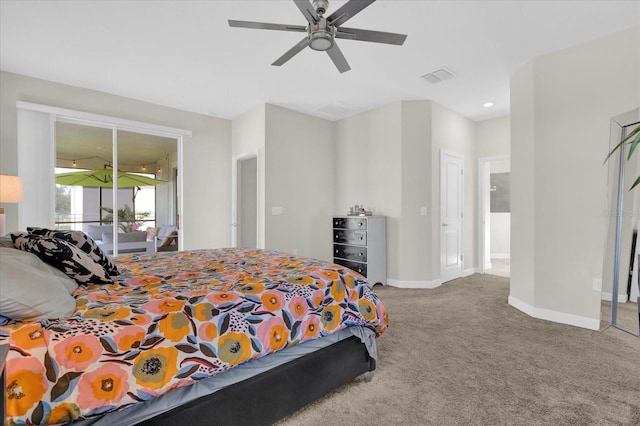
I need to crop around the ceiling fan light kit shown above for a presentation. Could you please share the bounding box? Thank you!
[228,0,407,73]
[308,18,334,51]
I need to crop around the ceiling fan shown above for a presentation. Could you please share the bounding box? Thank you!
[228,0,407,73]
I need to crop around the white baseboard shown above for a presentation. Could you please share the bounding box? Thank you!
[485,262,492,270]
[601,292,629,303]
[491,254,511,259]
[508,295,600,331]
[386,278,442,289]
[386,268,480,288]
[463,267,480,277]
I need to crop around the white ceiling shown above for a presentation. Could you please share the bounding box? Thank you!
[56,122,177,167]
[1,1,639,122]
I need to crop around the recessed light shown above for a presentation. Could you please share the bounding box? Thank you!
[483,102,494,108]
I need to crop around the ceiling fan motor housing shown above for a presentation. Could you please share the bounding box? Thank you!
[313,0,330,15]
[308,17,335,51]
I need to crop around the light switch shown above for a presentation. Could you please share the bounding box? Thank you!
[271,206,283,215]
[420,207,428,217]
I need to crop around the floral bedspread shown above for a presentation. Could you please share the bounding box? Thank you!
[0,248,388,425]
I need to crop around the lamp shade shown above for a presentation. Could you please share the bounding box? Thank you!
[0,175,24,203]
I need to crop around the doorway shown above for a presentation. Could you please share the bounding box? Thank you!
[478,156,511,277]
[440,151,464,283]
[16,101,189,255]
[233,154,258,249]
[54,121,178,255]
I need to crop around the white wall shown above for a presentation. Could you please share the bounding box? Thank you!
[334,103,403,277]
[399,102,431,281]
[510,26,640,329]
[231,105,266,248]
[510,61,537,308]
[263,105,334,261]
[431,103,477,277]
[477,116,510,158]
[335,100,477,284]
[0,71,231,249]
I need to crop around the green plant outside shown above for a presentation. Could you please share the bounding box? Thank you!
[102,205,152,233]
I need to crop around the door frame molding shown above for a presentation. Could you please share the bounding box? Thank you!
[231,151,259,248]
[440,150,464,282]
[477,155,510,274]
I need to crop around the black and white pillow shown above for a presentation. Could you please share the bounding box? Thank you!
[27,227,119,276]
[11,233,113,285]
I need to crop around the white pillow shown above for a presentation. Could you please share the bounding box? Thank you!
[0,247,77,321]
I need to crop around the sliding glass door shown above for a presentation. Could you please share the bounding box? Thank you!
[55,121,177,256]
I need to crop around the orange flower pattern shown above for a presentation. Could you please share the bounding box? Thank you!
[0,248,387,424]
[77,364,130,410]
[54,334,103,371]
[5,358,48,417]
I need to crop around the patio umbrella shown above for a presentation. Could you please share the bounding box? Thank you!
[56,168,165,225]
[56,168,166,188]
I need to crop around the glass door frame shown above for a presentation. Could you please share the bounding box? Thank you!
[16,101,190,256]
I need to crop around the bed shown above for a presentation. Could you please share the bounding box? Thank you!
[0,230,387,426]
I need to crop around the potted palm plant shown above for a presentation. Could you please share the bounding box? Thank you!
[101,205,151,233]
[605,125,640,190]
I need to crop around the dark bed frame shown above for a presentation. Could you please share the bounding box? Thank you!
[136,336,376,426]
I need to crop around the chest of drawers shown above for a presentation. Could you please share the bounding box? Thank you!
[332,215,386,285]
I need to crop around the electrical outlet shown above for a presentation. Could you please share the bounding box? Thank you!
[292,248,298,255]
[420,207,428,217]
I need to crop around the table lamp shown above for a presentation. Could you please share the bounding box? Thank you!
[0,175,24,236]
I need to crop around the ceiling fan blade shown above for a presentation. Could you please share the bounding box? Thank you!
[272,37,310,66]
[326,43,351,73]
[228,20,306,32]
[336,27,407,45]
[293,0,319,25]
[327,0,376,27]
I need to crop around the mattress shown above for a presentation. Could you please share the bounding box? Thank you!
[75,326,376,425]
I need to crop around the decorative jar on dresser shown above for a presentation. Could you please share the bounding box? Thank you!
[332,215,386,285]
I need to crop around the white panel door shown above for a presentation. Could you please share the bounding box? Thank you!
[440,152,464,283]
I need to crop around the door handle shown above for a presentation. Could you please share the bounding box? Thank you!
[442,223,449,227]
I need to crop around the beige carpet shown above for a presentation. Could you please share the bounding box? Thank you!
[278,273,640,426]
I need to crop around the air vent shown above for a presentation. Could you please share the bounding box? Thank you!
[421,67,455,84]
